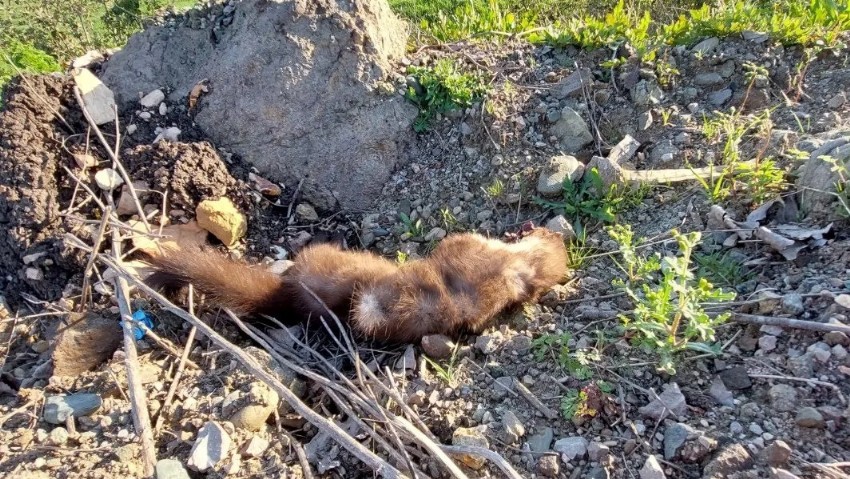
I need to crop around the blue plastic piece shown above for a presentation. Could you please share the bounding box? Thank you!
[130,309,154,340]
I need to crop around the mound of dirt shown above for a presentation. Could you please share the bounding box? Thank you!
[100,0,418,212]
[0,75,88,307]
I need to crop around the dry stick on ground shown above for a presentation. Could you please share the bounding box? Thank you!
[72,86,150,231]
[283,430,315,479]
[79,205,112,311]
[749,373,847,406]
[154,284,199,434]
[729,312,850,336]
[301,284,524,479]
[513,379,558,420]
[96,262,406,479]
[105,197,158,477]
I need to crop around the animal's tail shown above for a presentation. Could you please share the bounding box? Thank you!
[144,246,289,318]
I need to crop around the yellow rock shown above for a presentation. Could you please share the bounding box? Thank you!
[451,427,490,470]
[196,197,246,247]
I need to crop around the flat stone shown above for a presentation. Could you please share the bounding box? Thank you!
[188,421,232,471]
[295,203,319,222]
[709,88,732,106]
[703,443,753,478]
[639,383,687,420]
[719,366,752,390]
[537,455,560,477]
[502,410,525,443]
[554,436,588,461]
[156,459,191,479]
[768,384,798,412]
[550,108,593,152]
[795,407,825,428]
[43,393,103,424]
[240,436,270,458]
[527,426,553,453]
[640,455,666,479]
[72,68,117,125]
[692,37,720,56]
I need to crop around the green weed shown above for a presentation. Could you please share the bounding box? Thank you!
[821,155,850,218]
[404,59,489,132]
[396,250,410,264]
[440,207,461,232]
[418,0,537,42]
[399,212,426,237]
[422,343,461,386]
[484,178,505,199]
[695,251,753,288]
[532,332,599,380]
[611,227,736,374]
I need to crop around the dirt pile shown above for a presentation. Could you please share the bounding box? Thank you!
[99,0,418,211]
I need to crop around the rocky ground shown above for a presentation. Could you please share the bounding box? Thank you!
[1,4,850,479]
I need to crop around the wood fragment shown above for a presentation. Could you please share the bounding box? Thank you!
[731,313,850,335]
[513,379,557,420]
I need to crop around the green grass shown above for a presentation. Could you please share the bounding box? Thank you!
[404,58,489,132]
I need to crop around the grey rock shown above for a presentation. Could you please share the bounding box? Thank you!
[49,426,69,445]
[631,80,663,106]
[140,89,166,108]
[770,469,802,479]
[768,384,798,412]
[709,88,733,106]
[43,393,103,424]
[553,68,593,100]
[493,376,515,398]
[295,204,319,222]
[588,466,610,479]
[554,436,588,461]
[827,93,846,110]
[639,455,666,479]
[73,69,117,126]
[240,436,270,458]
[761,440,792,467]
[638,110,653,130]
[663,423,694,459]
[156,459,191,479]
[694,73,724,86]
[788,353,815,378]
[537,155,584,196]
[100,0,416,211]
[759,335,778,352]
[586,155,626,189]
[692,37,720,56]
[502,410,525,443]
[588,441,610,461]
[719,366,752,390]
[537,455,560,478]
[648,140,678,166]
[742,31,769,43]
[730,421,744,435]
[807,342,832,363]
[550,108,593,152]
[188,422,232,471]
[421,334,455,359]
[546,215,576,240]
[475,333,502,354]
[795,137,850,215]
[781,294,804,315]
[795,407,825,428]
[639,383,687,420]
[709,376,735,406]
[833,344,848,360]
[394,344,416,371]
[703,444,753,478]
[424,227,447,242]
[527,427,553,453]
[608,134,641,164]
[824,331,849,346]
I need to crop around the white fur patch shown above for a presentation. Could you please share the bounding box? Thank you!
[506,262,534,297]
[354,292,385,332]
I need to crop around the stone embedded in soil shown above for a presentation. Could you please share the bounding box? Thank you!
[72,68,117,125]
[550,108,593,152]
[709,377,734,407]
[43,393,102,424]
[588,441,610,462]
[806,342,832,363]
[709,89,732,106]
[25,267,44,281]
[692,37,720,56]
[188,421,232,472]
[719,366,752,390]
[631,80,663,106]
[527,426,554,453]
[295,203,319,222]
[824,331,849,346]
[48,426,69,445]
[537,455,560,478]
[770,469,802,479]
[554,436,588,461]
[795,407,825,428]
[229,383,279,432]
[240,436,270,458]
[663,423,695,460]
[156,459,191,479]
[116,180,151,216]
[196,197,247,247]
[474,332,502,355]
[153,126,181,144]
[421,334,455,360]
[140,89,166,108]
[546,215,576,240]
[836,294,850,310]
[703,443,753,479]
[759,335,778,352]
[424,227,447,242]
[761,440,792,467]
[827,92,846,109]
[586,156,627,189]
[52,312,122,377]
[639,455,666,479]
[639,383,687,420]
[768,384,798,412]
[94,168,124,191]
[501,410,525,443]
[394,344,416,371]
[451,427,490,470]
[537,155,585,196]
[781,293,804,315]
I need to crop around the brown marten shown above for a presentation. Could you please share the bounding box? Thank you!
[144,226,568,343]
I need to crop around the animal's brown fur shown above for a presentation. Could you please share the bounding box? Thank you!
[145,227,568,343]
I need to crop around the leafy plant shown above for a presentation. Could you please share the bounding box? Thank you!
[532,332,597,380]
[695,251,753,288]
[612,228,736,374]
[399,212,426,237]
[404,58,489,132]
[422,342,461,386]
[396,250,410,264]
[440,207,460,232]
[560,381,612,420]
[484,178,505,199]
[420,0,537,42]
